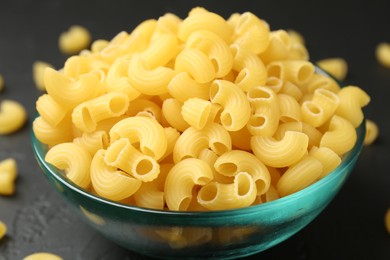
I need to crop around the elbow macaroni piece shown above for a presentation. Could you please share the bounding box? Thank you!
[181,98,213,129]
[364,119,379,146]
[316,58,348,81]
[0,158,18,196]
[309,146,341,178]
[23,252,63,260]
[36,94,68,127]
[32,61,54,91]
[0,100,27,135]
[59,25,91,55]
[267,60,315,85]
[376,42,390,68]
[162,98,190,132]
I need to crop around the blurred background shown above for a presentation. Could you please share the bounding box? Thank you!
[0,0,389,259]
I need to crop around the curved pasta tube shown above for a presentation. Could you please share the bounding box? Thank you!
[106,58,141,101]
[251,131,309,168]
[154,13,182,36]
[364,119,379,146]
[265,76,283,93]
[91,150,141,201]
[175,49,215,84]
[210,80,251,131]
[72,92,129,133]
[167,72,210,103]
[260,30,291,64]
[109,116,168,160]
[33,115,73,146]
[141,33,179,69]
[230,44,267,91]
[309,146,341,178]
[162,98,190,132]
[276,155,323,197]
[44,68,102,109]
[280,81,303,101]
[335,86,370,127]
[126,98,162,123]
[63,55,109,79]
[178,10,231,43]
[181,98,213,129]
[267,60,315,85]
[0,158,17,181]
[173,123,232,163]
[278,93,301,122]
[197,172,257,210]
[127,54,175,95]
[232,12,270,54]
[320,115,357,155]
[73,131,109,156]
[312,88,339,119]
[274,121,322,149]
[186,30,233,78]
[104,138,160,182]
[303,73,340,94]
[165,158,213,211]
[36,94,68,127]
[214,150,271,195]
[0,100,27,135]
[301,101,326,127]
[316,58,348,81]
[45,142,91,189]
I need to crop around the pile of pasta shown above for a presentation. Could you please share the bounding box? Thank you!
[33,7,370,211]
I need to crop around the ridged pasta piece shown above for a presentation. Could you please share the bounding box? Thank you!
[154,13,181,36]
[278,93,302,122]
[44,68,102,109]
[178,10,231,43]
[167,72,210,103]
[232,12,270,54]
[301,101,326,127]
[0,158,17,196]
[94,115,127,134]
[33,115,73,146]
[251,131,309,168]
[276,155,323,197]
[214,150,271,195]
[265,76,283,93]
[104,138,159,182]
[173,123,232,163]
[33,61,54,91]
[0,158,17,181]
[364,119,379,146]
[274,121,322,149]
[309,146,341,178]
[73,131,109,156]
[162,98,190,132]
[127,54,174,95]
[45,142,91,189]
[247,86,280,136]
[109,116,167,160]
[141,33,179,69]
[165,158,213,211]
[316,58,348,81]
[210,80,251,131]
[302,73,340,94]
[181,98,213,129]
[267,60,315,85]
[186,30,233,78]
[228,126,252,151]
[320,115,357,155]
[36,94,68,127]
[197,172,257,210]
[175,48,215,84]
[335,86,370,127]
[63,55,109,79]
[0,100,27,135]
[288,42,309,61]
[106,57,141,101]
[126,98,162,123]
[230,44,267,91]
[72,92,129,133]
[280,81,303,101]
[91,39,109,53]
[91,149,141,201]
[159,127,180,162]
[260,30,291,64]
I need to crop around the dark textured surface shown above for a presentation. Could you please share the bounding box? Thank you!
[0,0,389,259]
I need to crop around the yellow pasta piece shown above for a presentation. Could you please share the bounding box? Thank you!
[0,158,17,180]
[267,60,315,85]
[214,150,271,195]
[385,208,390,235]
[228,126,252,151]
[32,61,54,91]
[302,73,340,94]
[210,80,251,131]
[72,91,130,133]
[181,98,213,129]
[45,142,92,189]
[0,100,27,135]
[162,98,190,132]
[0,158,17,196]
[0,220,6,239]
[265,76,283,93]
[62,55,109,79]
[258,185,280,203]
[335,86,370,127]
[33,115,73,146]
[91,149,141,201]
[59,25,91,55]
[73,131,109,156]
[126,98,162,122]
[279,81,303,101]
[320,115,357,156]
[287,29,305,45]
[274,121,322,150]
[36,94,68,127]
[91,39,109,53]
[109,116,168,160]
[376,42,390,68]
[23,252,63,260]
[309,146,341,178]
[276,155,323,197]
[260,30,291,64]
[251,131,309,168]
[198,172,257,210]
[277,94,301,122]
[316,58,348,81]
[141,33,179,69]
[165,158,213,211]
[154,13,182,37]
[364,119,379,146]
[167,72,210,103]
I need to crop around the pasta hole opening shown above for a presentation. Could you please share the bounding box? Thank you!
[267,64,282,78]
[211,141,229,155]
[135,158,154,176]
[209,82,221,101]
[216,162,238,176]
[250,115,266,127]
[198,184,217,202]
[305,102,322,115]
[211,58,220,75]
[297,65,313,83]
[280,115,298,123]
[235,69,248,84]
[220,112,233,128]
[235,173,252,196]
[255,179,267,195]
[230,44,239,59]
[141,146,155,158]
[109,96,127,114]
[178,197,192,211]
[81,107,95,132]
[248,87,272,100]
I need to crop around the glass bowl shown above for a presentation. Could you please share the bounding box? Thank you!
[31,119,365,259]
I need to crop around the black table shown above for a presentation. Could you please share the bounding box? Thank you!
[1,1,389,259]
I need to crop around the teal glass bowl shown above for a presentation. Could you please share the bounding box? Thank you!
[31,119,365,259]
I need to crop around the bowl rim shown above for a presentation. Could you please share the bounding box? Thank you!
[30,67,366,217]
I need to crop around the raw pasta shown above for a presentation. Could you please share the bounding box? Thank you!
[376,42,390,68]
[23,252,63,260]
[0,100,27,135]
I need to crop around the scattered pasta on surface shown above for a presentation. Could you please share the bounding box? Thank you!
[364,119,379,146]
[0,220,6,239]
[59,25,91,55]
[33,61,54,91]
[376,42,390,68]
[33,7,371,211]
[385,208,390,235]
[0,158,17,196]
[0,99,27,135]
[23,252,63,260]
[316,58,348,81]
